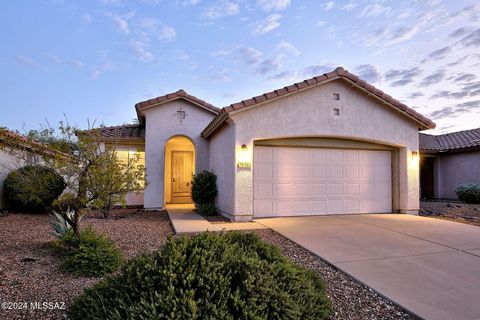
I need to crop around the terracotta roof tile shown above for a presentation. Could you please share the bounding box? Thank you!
[200,66,435,138]
[296,81,308,89]
[265,91,277,99]
[254,95,267,103]
[420,127,480,152]
[314,75,327,82]
[325,70,337,79]
[83,125,145,140]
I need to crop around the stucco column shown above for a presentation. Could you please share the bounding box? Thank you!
[233,141,254,221]
[399,147,420,214]
[144,125,165,209]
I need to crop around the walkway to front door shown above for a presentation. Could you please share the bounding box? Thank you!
[257,214,480,320]
[166,204,267,234]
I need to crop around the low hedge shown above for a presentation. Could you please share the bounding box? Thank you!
[52,227,123,277]
[69,232,331,320]
[455,183,480,204]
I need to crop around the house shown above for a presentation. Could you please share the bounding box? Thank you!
[95,66,435,221]
[419,128,480,200]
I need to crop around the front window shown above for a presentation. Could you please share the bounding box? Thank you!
[115,146,145,188]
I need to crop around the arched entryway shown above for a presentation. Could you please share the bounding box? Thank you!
[164,136,195,204]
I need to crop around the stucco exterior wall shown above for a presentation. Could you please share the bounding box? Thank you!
[227,79,420,220]
[208,123,236,217]
[0,149,23,209]
[437,151,480,198]
[144,99,216,209]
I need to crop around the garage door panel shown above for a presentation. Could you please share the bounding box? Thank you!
[343,150,359,163]
[254,147,273,162]
[312,183,327,195]
[311,200,327,214]
[254,146,392,217]
[344,166,359,179]
[312,166,327,178]
[276,183,309,196]
[310,150,327,162]
[275,165,309,179]
[345,183,359,194]
[276,148,309,163]
[255,183,273,198]
[328,166,343,179]
[254,164,273,180]
[327,149,343,162]
[328,183,343,196]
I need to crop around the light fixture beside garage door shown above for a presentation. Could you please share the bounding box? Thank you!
[237,144,251,169]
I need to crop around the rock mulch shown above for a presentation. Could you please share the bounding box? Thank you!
[253,229,417,320]
[420,201,480,227]
[1,208,419,320]
[0,209,172,320]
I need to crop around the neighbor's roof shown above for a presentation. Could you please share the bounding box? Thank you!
[420,127,480,152]
[202,66,436,138]
[135,89,220,124]
[0,129,29,143]
[86,124,145,141]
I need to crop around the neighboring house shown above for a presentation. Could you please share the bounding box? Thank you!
[94,66,435,221]
[419,128,480,200]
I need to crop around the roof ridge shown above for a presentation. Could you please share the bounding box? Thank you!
[99,124,141,129]
[433,127,480,137]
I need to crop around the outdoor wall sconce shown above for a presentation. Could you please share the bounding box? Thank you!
[237,144,251,168]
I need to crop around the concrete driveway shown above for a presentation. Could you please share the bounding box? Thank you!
[257,214,480,320]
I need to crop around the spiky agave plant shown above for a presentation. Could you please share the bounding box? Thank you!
[50,209,76,237]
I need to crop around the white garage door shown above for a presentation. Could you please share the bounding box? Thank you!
[254,146,392,217]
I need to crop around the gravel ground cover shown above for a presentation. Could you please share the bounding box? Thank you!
[253,229,417,320]
[0,209,172,320]
[420,201,480,227]
[1,208,417,320]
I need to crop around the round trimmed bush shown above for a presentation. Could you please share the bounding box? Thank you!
[69,232,331,320]
[455,183,480,204]
[52,226,123,277]
[3,165,65,212]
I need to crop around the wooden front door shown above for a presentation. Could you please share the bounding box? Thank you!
[171,151,194,204]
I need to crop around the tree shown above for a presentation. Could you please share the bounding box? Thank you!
[0,123,146,235]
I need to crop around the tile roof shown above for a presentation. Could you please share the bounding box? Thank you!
[420,127,480,152]
[0,129,29,143]
[135,89,220,124]
[201,66,436,138]
[86,124,145,140]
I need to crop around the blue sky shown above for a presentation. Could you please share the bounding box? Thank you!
[1,0,479,134]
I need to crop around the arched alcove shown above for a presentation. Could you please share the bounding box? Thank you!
[164,135,195,204]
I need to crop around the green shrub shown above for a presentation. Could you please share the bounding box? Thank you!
[52,192,77,212]
[52,227,123,277]
[3,165,65,212]
[198,202,218,216]
[69,232,331,320]
[191,170,218,206]
[455,183,480,204]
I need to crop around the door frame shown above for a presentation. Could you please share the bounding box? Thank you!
[170,150,194,203]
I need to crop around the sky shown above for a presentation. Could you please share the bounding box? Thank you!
[0,0,479,135]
